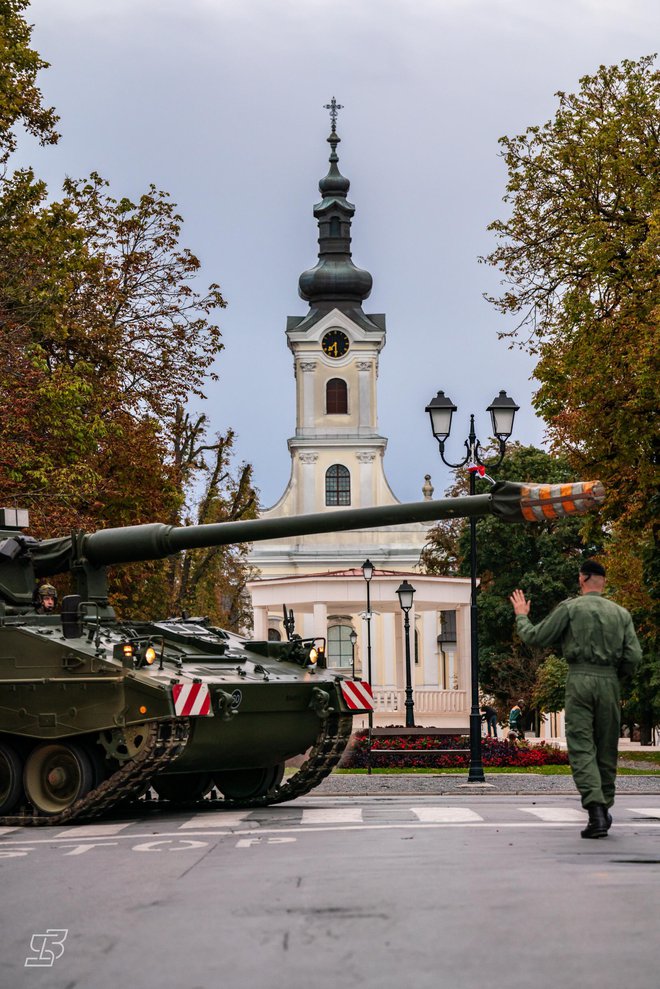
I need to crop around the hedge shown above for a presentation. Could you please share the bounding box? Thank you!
[337,730,570,769]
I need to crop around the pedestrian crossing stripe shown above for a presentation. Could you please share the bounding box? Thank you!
[55,822,134,838]
[520,807,585,822]
[301,807,363,824]
[2,806,659,843]
[411,807,482,822]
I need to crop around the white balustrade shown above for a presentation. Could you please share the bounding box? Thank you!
[371,688,467,715]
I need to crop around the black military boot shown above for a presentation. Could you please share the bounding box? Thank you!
[581,803,609,839]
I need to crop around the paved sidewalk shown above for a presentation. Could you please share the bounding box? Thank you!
[316,771,660,797]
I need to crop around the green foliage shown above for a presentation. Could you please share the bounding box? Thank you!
[423,445,602,708]
[483,55,659,722]
[484,56,660,716]
[0,5,258,622]
[532,654,569,713]
[0,0,59,162]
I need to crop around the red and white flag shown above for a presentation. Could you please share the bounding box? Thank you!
[340,680,374,711]
[172,682,213,716]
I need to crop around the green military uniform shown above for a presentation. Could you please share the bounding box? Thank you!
[515,592,641,809]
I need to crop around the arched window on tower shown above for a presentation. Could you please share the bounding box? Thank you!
[329,217,340,237]
[326,378,348,414]
[325,464,351,506]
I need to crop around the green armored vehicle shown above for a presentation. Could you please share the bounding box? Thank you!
[0,479,604,825]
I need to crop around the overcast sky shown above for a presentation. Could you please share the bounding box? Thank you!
[15,0,660,506]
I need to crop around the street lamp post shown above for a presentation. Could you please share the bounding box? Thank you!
[425,389,518,782]
[361,559,375,774]
[361,559,374,691]
[349,629,358,679]
[396,580,416,728]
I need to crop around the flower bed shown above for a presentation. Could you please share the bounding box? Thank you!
[337,730,569,769]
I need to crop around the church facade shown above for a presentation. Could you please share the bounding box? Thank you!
[247,107,472,728]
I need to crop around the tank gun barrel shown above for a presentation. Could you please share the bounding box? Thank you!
[81,480,605,567]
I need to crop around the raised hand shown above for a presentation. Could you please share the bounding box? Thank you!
[510,589,531,616]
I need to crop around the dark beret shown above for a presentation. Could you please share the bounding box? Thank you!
[580,559,606,578]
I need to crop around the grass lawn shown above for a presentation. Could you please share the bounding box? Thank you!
[618,750,660,765]
[333,759,660,776]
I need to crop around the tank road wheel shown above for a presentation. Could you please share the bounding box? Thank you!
[0,741,24,815]
[99,724,152,763]
[23,742,94,816]
[214,763,285,801]
[151,773,213,804]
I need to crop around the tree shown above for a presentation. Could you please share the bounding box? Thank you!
[532,655,568,714]
[0,5,258,622]
[422,445,603,710]
[166,410,259,629]
[0,0,59,163]
[0,170,223,530]
[484,54,659,731]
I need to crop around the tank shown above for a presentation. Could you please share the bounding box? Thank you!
[0,479,604,825]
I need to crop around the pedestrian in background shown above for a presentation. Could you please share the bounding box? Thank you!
[480,704,499,737]
[508,699,525,740]
[510,560,641,839]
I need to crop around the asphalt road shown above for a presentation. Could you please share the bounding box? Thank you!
[2,793,659,989]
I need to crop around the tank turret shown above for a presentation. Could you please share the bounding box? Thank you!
[0,479,604,825]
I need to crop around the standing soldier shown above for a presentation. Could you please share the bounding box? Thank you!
[510,560,641,839]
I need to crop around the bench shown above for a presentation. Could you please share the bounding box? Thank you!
[366,726,470,772]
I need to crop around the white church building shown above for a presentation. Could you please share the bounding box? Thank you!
[247,107,473,729]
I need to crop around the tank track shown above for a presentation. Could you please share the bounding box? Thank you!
[132,709,354,813]
[221,710,353,808]
[2,710,353,825]
[0,718,190,828]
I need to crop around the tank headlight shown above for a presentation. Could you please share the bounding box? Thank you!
[136,644,157,668]
[308,647,318,665]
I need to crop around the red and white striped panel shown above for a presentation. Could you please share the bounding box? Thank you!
[172,682,213,716]
[340,680,374,711]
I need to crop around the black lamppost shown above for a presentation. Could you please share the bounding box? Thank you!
[396,580,416,728]
[361,559,374,691]
[349,629,358,679]
[425,389,518,782]
[361,559,375,774]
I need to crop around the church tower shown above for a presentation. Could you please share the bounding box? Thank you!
[247,104,473,726]
[249,101,429,575]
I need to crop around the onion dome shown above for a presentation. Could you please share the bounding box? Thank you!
[298,107,373,307]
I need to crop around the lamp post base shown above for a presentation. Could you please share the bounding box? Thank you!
[467,710,485,783]
[404,697,415,728]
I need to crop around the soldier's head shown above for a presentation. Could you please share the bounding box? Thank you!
[579,560,606,593]
[36,583,58,612]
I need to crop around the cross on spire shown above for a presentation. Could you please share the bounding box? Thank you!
[323,97,343,133]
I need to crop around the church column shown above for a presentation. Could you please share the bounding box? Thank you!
[253,606,268,640]
[423,611,439,685]
[356,361,373,431]
[356,450,376,507]
[457,605,471,693]
[313,601,328,647]
[298,452,318,514]
[299,361,316,433]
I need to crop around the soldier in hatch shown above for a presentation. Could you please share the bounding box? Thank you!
[510,560,641,839]
[33,583,58,614]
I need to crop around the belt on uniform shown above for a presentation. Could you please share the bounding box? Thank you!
[567,663,618,677]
